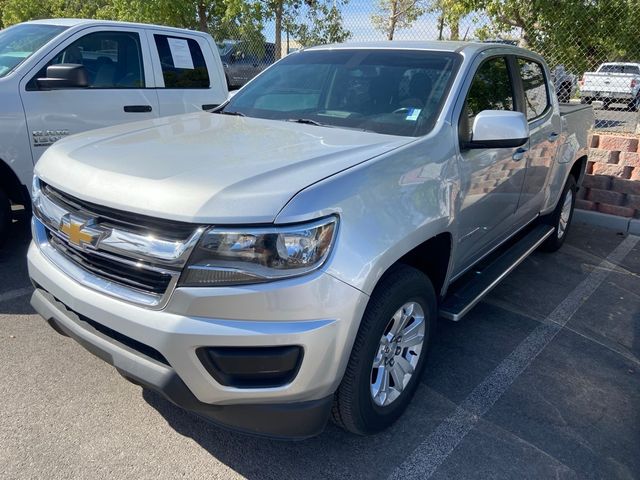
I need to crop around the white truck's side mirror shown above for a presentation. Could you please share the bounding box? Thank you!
[469,110,529,148]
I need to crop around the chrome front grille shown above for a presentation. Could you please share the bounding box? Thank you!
[32,180,203,308]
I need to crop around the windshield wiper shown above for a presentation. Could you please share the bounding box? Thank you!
[217,110,245,117]
[286,118,329,127]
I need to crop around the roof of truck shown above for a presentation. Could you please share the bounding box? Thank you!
[23,18,208,36]
[306,40,534,56]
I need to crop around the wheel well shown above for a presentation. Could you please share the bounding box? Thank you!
[0,159,28,206]
[570,155,587,187]
[394,232,452,300]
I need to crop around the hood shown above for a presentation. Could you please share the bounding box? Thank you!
[35,112,413,224]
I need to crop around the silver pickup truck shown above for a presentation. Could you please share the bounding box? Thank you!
[28,41,593,439]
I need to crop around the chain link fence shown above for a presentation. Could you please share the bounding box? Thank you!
[225,0,640,134]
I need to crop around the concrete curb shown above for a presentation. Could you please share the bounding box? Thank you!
[574,208,640,235]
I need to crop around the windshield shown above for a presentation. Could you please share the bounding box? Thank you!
[0,23,67,78]
[223,49,461,136]
[599,64,640,74]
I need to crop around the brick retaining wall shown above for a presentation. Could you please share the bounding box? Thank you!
[576,134,640,218]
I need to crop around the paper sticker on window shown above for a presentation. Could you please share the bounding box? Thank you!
[167,38,194,69]
[406,108,421,121]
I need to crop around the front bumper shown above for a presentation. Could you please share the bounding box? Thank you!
[28,242,368,438]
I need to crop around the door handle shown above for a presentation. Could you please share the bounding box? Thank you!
[512,147,528,161]
[124,105,152,113]
[548,132,560,142]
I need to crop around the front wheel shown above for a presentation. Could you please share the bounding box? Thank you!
[331,265,436,435]
[540,176,577,252]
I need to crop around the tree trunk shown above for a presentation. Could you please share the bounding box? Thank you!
[437,14,444,40]
[197,1,208,32]
[449,20,459,40]
[275,0,284,59]
[388,0,398,40]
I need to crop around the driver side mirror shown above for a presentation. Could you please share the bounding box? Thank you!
[466,110,529,149]
[37,64,89,90]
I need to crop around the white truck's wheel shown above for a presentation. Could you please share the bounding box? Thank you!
[0,189,11,247]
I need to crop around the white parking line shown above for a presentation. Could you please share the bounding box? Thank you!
[389,234,639,479]
[0,287,33,304]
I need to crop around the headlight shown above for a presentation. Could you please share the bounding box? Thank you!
[179,216,338,286]
[32,176,42,207]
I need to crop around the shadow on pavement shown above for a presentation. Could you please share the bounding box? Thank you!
[0,209,34,315]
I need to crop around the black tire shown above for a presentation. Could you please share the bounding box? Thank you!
[331,265,437,435]
[0,189,11,247]
[628,95,640,112]
[540,175,577,252]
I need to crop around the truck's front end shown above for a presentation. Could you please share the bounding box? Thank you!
[28,176,368,438]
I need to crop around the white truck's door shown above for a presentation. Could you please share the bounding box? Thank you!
[145,30,228,115]
[19,26,159,164]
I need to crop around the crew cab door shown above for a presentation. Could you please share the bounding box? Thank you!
[454,54,529,271]
[20,26,159,164]
[513,57,561,221]
[146,31,227,115]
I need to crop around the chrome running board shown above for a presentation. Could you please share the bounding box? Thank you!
[439,225,555,321]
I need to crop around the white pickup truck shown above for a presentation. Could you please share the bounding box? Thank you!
[580,62,640,110]
[29,41,593,439]
[0,19,228,243]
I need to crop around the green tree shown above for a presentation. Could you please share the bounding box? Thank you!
[471,0,640,73]
[431,0,472,40]
[289,1,351,47]
[371,0,427,40]
[1,0,107,26]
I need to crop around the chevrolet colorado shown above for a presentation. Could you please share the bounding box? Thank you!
[28,42,593,439]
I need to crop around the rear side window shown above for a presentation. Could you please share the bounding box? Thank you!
[48,31,144,88]
[518,58,549,120]
[154,35,210,88]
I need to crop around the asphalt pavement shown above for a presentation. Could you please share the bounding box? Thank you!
[1,215,639,480]
[591,101,640,133]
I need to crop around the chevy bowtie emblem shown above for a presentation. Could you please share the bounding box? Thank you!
[59,215,101,248]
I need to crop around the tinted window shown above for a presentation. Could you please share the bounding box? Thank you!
[224,49,461,137]
[48,31,144,88]
[0,24,67,78]
[154,35,209,88]
[460,56,514,141]
[518,58,549,120]
[599,64,640,74]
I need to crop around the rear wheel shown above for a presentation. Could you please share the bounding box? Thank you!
[331,265,436,435]
[540,176,576,252]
